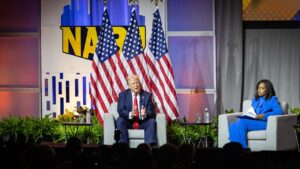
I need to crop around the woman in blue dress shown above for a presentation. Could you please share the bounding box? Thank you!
[229,79,283,148]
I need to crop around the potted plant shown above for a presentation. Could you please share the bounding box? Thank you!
[166,118,218,148]
[0,116,22,142]
[56,107,102,144]
[290,107,300,124]
[0,116,61,144]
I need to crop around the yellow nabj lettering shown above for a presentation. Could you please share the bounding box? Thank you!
[61,26,146,60]
[83,27,98,59]
[62,27,81,57]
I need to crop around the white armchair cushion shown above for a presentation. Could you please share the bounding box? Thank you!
[109,102,119,120]
[128,129,144,138]
[247,131,266,140]
[266,114,297,151]
[103,113,115,145]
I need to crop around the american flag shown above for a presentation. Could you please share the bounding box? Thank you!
[91,7,179,123]
[90,9,125,124]
[118,8,151,92]
[145,8,179,121]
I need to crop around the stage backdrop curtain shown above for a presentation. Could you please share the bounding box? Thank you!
[243,29,300,108]
[215,0,243,114]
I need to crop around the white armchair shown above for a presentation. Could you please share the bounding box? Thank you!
[103,102,167,148]
[218,100,297,151]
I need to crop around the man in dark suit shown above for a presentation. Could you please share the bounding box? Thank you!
[116,74,157,146]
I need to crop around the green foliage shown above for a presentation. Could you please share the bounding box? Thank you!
[167,120,186,145]
[0,116,60,143]
[89,116,103,143]
[225,109,234,114]
[167,117,218,146]
[290,107,300,124]
[32,116,61,142]
[290,107,300,115]
[209,115,218,142]
[68,116,103,144]
[0,116,23,142]
[0,115,103,144]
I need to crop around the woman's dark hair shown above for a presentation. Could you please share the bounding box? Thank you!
[255,79,276,100]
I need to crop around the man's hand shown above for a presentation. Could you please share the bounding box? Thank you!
[141,106,147,119]
[256,114,264,120]
[131,106,138,118]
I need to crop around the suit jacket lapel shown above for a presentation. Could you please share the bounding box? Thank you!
[252,97,264,114]
[260,99,271,114]
[253,97,270,114]
[139,91,144,109]
[126,89,133,111]
[252,99,259,112]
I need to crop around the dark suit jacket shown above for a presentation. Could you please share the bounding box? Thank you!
[117,89,155,121]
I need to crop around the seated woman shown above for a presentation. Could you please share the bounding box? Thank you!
[229,79,283,148]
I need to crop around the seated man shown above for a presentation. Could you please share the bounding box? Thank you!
[116,74,157,146]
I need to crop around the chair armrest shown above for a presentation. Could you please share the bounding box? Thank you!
[103,113,116,145]
[266,114,297,151]
[218,112,242,148]
[156,113,167,146]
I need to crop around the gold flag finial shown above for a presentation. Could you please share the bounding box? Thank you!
[129,0,138,5]
[151,0,163,6]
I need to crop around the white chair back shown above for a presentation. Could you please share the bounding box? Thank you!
[242,99,289,114]
[109,102,119,120]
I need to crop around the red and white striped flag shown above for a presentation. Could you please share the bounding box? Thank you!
[118,8,151,92]
[91,7,179,124]
[90,9,125,124]
[145,8,179,121]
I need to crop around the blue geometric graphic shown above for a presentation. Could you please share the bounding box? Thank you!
[42,73,91,117]
[292,10,300,20]
[61,0,145,26]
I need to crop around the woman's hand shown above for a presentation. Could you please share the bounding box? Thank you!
[256,114,265,120]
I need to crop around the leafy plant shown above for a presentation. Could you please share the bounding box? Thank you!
[89,116,103,143]
[0,116,61,144]
[290,107,300,124]
[0,115,103,144]
[167,120,186,145]
[208,115,218,142]
[57,111,75,122]
[56,107,103,144]
[69,116,103,144]
[290,107,300,115]
[0,116,23,142]
[59,106,96,123]
[225,109,234,114]
[167,118,218,147]
[31,116,61,142]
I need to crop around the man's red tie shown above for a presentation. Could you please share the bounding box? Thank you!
[133,94,139,129]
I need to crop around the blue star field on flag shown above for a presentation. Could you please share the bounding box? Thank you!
[122,9,144,60]
[96,9,119,63]
[148,9,168,60]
